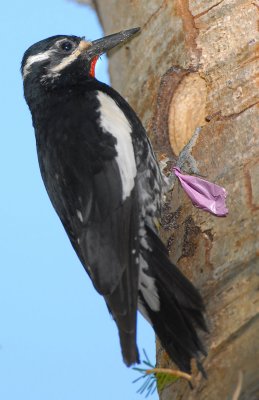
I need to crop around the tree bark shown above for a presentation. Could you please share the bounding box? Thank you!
[78,1,258,399]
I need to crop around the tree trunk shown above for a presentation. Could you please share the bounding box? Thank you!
[79,1,258,398]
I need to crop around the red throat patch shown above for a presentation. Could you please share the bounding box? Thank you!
[89,56,99,78]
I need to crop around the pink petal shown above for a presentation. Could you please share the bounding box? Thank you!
[173,167,228,217]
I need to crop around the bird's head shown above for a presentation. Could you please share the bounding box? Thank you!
[21,28,140,94]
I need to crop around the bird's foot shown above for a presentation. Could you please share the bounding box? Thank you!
[176,127,204,176]
[160,127,204,193]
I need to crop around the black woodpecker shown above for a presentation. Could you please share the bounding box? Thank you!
[21,28,207,374]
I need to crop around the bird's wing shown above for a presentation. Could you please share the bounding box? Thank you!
[37,89,140,364]
[74,158,139,297]
[71,90,140,297]
[37,88,139,296]
[73,159,140,365]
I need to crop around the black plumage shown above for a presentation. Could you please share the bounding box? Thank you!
[22,29,207,372]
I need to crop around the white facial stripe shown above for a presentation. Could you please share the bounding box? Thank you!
[48,41,91,74]
[97,91,137,200]
[23,50,54,79]
[49,49,81,74]
[47,40,92,74]
[23,40,92,79]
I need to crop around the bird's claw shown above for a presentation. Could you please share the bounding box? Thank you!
[176,127,204,176]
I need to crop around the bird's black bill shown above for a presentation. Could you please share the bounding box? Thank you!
[87,28,140,58]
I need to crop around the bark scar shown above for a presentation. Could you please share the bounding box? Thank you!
[193,0,225,19]
[244,158,259,211]
[142,0,167,30]
[205,101,259,122]
[174,0,201,63]
[152,66,196,155]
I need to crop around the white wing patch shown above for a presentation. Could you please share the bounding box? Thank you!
[97,91,137,200]
[76,209,83,222]
[22,51,54,79]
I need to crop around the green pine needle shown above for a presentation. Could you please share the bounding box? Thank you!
[132,350,182,397]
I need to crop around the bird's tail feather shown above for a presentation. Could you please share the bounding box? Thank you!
[139,226,207,375]
[105,256,140,366]
[119,329,139,367]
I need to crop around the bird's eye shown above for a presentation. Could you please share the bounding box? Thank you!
[60,41,73,52]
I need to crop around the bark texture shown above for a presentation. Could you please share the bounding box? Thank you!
[79,1,258,399]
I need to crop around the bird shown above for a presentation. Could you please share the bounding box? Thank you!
[21,28,207,375]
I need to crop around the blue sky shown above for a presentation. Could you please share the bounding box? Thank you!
[0,1,158,399]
